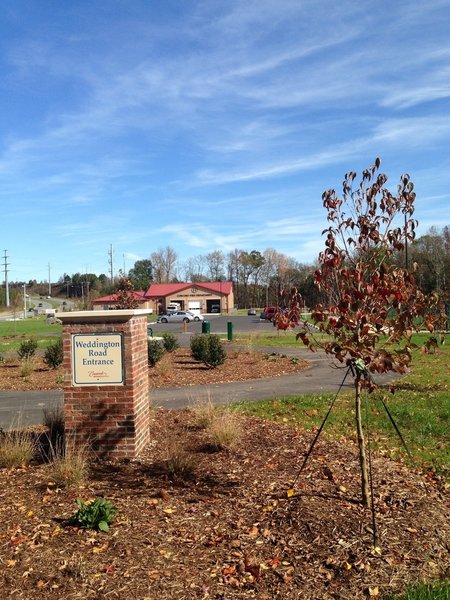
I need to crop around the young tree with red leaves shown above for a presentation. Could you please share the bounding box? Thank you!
[277,159,444,507]
[114,274,140,310]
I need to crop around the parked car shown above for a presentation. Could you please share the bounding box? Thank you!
[210,305,220,313]
[247,308,257,316]
[260,306,280,321]
[157,311,204,323]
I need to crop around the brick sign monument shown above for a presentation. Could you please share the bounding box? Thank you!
[59,309,152,458]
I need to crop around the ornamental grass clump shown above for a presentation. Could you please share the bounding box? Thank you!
[0,429,36,468]
[162,436,197,480]
[47,436,90,488]
[207,408,242,450]
[190,396,216,429]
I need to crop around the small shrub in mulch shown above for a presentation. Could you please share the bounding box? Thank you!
[190,333,225,368]
[17,338,38,361]
[161,332,179,353]
[148,338,165,366]
[43,338,63,369]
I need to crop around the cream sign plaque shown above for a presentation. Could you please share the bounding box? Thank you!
[72,333,124,386]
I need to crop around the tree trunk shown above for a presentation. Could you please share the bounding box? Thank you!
[355,375,370,507]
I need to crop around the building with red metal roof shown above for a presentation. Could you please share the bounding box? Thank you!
[93,281,233,314]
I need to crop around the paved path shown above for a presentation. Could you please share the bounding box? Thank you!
[0,347,398,429]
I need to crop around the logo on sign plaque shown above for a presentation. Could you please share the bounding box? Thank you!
[72,333,124,386]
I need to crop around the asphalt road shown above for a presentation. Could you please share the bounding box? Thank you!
[0,315,397,429]
[0,343,397,429]
[149,314,280,337]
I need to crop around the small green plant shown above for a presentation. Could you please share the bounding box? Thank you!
[0,429,36,468]
[147,339,165,366]
[44,337,63,369]
[69,498,116,532]
[162,332,179,353]
[190,334,225,368]
[17,338,38,360]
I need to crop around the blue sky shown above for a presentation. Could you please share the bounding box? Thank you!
[1,0,449,283]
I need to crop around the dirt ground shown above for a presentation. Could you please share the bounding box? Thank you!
[0,349,448,598]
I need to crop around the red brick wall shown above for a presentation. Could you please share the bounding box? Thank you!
[62,315,150,458]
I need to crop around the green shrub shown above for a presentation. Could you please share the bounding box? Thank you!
[44,338,63,369]
[17,338,38,360]
[190,334,225,369]
[162,332,179,353]
[69,498,116,532]
[190,334,208,362]
[147,339,165,366]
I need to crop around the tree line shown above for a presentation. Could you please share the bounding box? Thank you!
[1,226,448,310]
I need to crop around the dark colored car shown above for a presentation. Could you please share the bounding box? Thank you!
[261,306,279,321]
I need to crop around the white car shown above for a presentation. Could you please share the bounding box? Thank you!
[157,311,204,323]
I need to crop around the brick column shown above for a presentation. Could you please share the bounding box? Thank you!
[59,310,151,459]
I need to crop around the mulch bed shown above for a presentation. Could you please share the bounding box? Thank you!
[0,410,448,599]
[148,348,308,388]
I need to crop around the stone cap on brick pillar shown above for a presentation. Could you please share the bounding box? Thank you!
[58,309,153,323]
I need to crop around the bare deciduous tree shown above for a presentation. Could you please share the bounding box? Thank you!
[151,246,178,283]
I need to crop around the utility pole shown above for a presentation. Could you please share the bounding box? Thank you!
[3,250,10,307]
[48,263,52,296]
[108,244,114,285]
[23,283,27,319]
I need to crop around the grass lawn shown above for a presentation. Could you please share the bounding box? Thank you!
[0,317,62,352]
[387,582,450,599]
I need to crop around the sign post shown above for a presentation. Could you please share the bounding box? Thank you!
[59,310,151,458]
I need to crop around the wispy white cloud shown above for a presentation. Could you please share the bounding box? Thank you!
[1,0,449,280]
